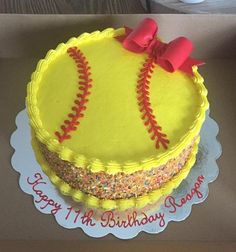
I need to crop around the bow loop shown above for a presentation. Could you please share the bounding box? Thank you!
[117,18,157,53]
[156,37,193,73]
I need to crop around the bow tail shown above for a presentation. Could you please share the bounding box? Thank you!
[115,26,133,43]
[179,58,205,76]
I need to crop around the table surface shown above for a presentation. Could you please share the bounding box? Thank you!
[1,0,235,14]
[0,14,236,252]
[0,0,147,14]
[152,0,236,14]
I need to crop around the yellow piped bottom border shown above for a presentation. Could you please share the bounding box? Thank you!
[32,136,200,211]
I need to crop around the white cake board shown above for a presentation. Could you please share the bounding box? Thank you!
[10,109,221,239]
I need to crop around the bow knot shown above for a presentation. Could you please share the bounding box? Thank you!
[116,18,204,76]
[151,40,166,57]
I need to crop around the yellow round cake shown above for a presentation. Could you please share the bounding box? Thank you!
[26,18,209,210]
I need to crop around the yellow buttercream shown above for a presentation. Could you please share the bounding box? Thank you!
[26,28,209,174]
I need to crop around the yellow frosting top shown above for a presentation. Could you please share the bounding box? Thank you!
[26,28,209,174]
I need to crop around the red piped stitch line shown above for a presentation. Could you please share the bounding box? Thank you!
[55,47,92,143]
[137,56,169,149]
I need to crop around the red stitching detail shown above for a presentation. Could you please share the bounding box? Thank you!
[55,47,92,143]
[137,56,169,149]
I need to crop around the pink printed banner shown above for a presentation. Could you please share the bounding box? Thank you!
[10,109,220,239]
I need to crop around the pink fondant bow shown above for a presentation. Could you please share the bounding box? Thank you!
[116,18,204,76]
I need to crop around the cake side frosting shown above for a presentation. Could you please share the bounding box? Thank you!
[31,134,200,210]
[38,137,195,200]
[26,27,209,174]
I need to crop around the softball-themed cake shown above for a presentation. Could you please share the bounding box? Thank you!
[26,18,209,210]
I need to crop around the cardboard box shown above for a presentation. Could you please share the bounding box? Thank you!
[0,14,236,251]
